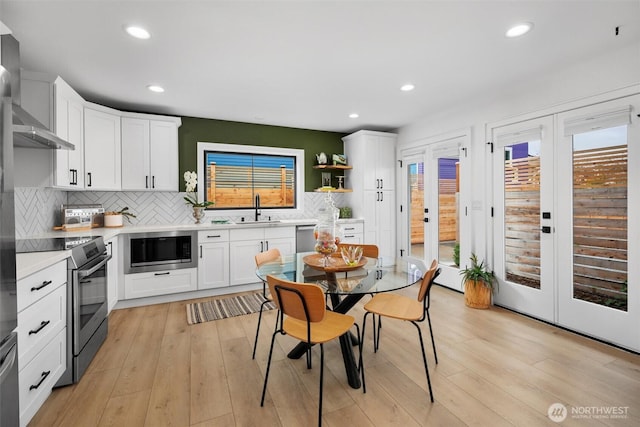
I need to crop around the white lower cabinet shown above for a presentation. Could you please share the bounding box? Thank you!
[229,226,295,286]
[16,260,67,427]
[339,221,364,244]
[198,230,230,289]
[19,329,66,427]
[124,268,198,299]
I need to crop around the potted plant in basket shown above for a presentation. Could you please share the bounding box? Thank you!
[104,207,136,227]
[459,253,496,309]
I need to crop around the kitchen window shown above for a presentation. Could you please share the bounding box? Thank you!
[197,142,304,214]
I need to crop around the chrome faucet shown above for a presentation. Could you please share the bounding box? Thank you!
[255,194,261,221]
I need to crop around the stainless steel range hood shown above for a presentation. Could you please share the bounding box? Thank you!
[1,34,74,150]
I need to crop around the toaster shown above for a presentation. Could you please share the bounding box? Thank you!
[62,204,105,229]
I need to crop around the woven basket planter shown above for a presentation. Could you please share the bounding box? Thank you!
[464,280,492,309]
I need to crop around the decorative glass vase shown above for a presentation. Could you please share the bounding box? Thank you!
[192,206,205,224]
[314,193,342,266]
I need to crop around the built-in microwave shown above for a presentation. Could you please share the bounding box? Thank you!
[123,230,197,274]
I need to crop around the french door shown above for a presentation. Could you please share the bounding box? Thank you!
[556,95,639,351]
[491,95,639,351]
[400,137,468,290]
[492,116,555,322]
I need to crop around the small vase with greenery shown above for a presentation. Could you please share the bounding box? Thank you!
[459,253,496,309]
[104,207,136,227]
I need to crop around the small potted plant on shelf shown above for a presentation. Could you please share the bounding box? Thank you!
[104,207,136,228]
[459,253,496,309]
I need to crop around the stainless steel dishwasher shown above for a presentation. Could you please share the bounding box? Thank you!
[296,224,316,252]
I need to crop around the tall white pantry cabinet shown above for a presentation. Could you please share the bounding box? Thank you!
[343,130,397,266]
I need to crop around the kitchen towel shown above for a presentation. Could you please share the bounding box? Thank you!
[186,293,276,324]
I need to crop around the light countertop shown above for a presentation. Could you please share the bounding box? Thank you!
[16,218,363,280]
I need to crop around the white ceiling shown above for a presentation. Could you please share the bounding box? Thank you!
[1,0,639,133]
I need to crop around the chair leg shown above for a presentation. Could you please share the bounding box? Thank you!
[376,315,382,351]
[318,343,324,427]
[252,299,270,359]
[306,346,312,369]
[411,321,434,402]
[426,311,438,364]
[354,323,365,394]
[260,329,279,406]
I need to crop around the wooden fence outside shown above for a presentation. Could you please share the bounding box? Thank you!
[411,178,458,244]
[206,164,295,208]
[503,146,628,309]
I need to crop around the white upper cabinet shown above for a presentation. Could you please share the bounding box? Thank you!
[84,104,121,190]
[121,115,180,191]
[54,78,85,188]
[20,72,85,188]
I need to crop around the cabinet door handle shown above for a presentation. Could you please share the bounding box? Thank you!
[260,241,264,252]
[31,280,52,292]
[87,172,92,187]
[154,272,170,276]
[207,235,221,238]
[345,235,355,238]
[380,179,383,189]
[152,176,156,189]
[146,176,149,189]
[345,227,355,231]
[29,320,50,335]
[29,371,51,390]
[200,245,202,258]
[265,241,269,250]
[380,192,383,202]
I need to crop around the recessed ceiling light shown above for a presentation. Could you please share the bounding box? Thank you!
[125,25,151,39]
[147,85,164,93]
[400,84,415,92]
[349,113,359,119]
[506,22,533,38]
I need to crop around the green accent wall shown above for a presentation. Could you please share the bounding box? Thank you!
[178,117,346,192]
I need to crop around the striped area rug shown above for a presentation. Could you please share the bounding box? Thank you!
[186,293,276,325]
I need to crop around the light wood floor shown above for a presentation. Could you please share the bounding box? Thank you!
[30,285,640,426]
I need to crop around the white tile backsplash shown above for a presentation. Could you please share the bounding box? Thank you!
[15,189,352,238]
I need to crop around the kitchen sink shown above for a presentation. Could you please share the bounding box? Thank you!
[235,219,281,225]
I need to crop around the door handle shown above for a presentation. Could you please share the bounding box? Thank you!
[29,371,51,390]
[87,172,92,187]
[424,218,429,223]
[154,272,171,276]
[31,280,52,292]
[146,176,149,189]
[541,226,551,233]
[152,176,156,189]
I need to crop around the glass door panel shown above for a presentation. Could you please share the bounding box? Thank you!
[503,141,541,289]
[572,126,627,311]
[408,160,425,259]
[437,157,459,266]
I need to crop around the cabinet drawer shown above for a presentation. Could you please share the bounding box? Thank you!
[198,229,230,242]
[19,328,66,427]
[230,227,258,241]
[124,268,197,299]
[265,226,295,239]
[17,284,66,371]
[17,261,66,312]
[340,222,364,235]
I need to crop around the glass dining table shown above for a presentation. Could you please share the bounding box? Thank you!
[255,252,428,389]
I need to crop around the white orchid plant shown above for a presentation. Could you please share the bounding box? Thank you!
[183,171,214,208]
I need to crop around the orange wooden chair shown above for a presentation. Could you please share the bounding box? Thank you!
[252,248,281,359]
[362,259,440,402]
[261,275,364,426]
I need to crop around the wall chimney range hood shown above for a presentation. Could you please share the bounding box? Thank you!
[1,34,74,150]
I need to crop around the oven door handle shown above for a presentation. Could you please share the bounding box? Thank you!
[77,254,112,279]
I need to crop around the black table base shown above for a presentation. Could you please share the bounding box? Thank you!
[286,289,364,389]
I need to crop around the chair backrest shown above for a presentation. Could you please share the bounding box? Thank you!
[266,275,325,322]
[337,243,379,258]
[255,248,281,267]
[417,259,440,302]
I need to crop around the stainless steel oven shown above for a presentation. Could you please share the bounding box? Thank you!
[123,231,197,274]
[56,237,110,386]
